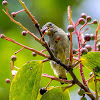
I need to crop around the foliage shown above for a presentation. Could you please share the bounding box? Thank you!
[1,0,100,100]
[10,61,43,100]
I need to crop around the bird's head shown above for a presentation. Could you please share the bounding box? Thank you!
[41,22,58,36]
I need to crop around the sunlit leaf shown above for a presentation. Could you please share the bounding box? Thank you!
[40,87,70,100]
[88,76,100,95]
[80,52,100,75]
[9,60,43,100]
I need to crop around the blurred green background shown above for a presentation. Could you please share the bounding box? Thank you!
[0,0,100,100]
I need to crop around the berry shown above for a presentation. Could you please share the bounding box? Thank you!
[32,52,37,56]
[80,48,88,55]
[67,25,74,32]
[80,97,87,100]
[66,33,70,40]
[21,31,27,36]
[84,34,91,41]
[97,42,100,49]
[5,78,11,84]
[0,34,5,38]
[79,18,85,25]
[78,89,85,96]
[84,45,92,52]
[80,13,87,19]
[2,1,8,6]
[11,12,16,17]
[90,34,95,40]
[11,55,17,61]
[86,16,92,22]
[93,19,98,24]
[89,72,93,77]
[40,87,47,95]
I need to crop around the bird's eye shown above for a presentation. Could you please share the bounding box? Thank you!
[47,23,52,27]
[49,23,52,26]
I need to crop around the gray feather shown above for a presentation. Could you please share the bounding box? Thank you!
[42,22,70,81]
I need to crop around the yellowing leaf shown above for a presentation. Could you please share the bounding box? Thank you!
[80,52,100,75]
[88,77,100,95]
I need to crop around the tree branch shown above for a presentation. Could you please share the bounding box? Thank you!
[69,69,95,100]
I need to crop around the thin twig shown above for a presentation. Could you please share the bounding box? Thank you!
[72,60,81,68]
[68,6,73,65]
[45,79,52,89]
[18,0,44,41]
[15,9,25,14]
[94,72,98,100]
[14,47,24,54]
[79,22,88,31]
[69,69,95,100]
[42,74,73,84]
[95,20,100,51]
[85,75,94,82]
[75,41,86,51]
[80,63,87,85]
[42,58,50,63]
[4,36,50,58]
[18,0,38,25]
[80,27,89,35]
[63,83,74,91]
[3,7,44,45]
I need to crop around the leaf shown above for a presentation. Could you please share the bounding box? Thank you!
[9,60,43,100]
[80,52,100,95]
[80,52,100,75]
[88,76,100,95]
[40,87,70,100]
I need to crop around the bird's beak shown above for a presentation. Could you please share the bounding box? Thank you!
[45,27,52,35]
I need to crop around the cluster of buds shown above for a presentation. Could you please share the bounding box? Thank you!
[67,12,98,57]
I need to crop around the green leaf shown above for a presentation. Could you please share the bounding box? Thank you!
[88,76,100,95]
[9,60,43,100]
[40,87,70,100]
[80,52,100,75]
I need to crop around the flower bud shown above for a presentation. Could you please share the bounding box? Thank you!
[67,25,74,32]
[93,19,98,24]
[78,88,85,96]
[32,52,37,56]
[86,16,92,22]
[21,31,27,36]
[84,45,92,52]
[5,78,11,84]
[80,48,88,55]
[11,12,16,17]
[0,34,5,38]
[2,1,8,6]
[80,13,87,19]
[79,18,85,25]
[84,34,91,41]
[90,34,95,40]
[11,55,17,61]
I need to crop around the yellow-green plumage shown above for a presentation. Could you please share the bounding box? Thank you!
[42,22,70,82]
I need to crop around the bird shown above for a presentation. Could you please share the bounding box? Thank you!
[41,22,70,84]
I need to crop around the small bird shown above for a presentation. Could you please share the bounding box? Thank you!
[41,22,70,84]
